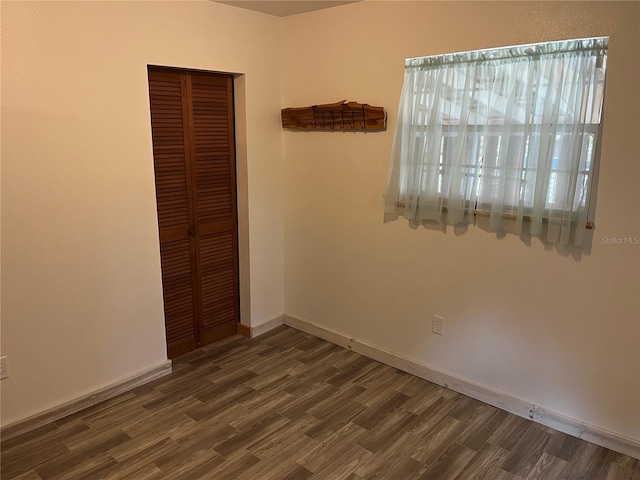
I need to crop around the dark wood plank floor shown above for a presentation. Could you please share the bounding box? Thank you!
[2,326,638,479]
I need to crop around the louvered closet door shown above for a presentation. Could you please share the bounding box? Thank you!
[149,70,199,358]
[189,73,239,345]
[148,68,239,359]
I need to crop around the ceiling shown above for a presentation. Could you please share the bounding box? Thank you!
[215,1,360,17]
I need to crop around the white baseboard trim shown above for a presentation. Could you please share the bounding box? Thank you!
[1,360,172,440]
[253,314,284,337]
[284,314,640,460]
[246,315,284,338]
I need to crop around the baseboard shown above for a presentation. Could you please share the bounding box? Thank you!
[0,360,173,441]
[283,314,640,460]
[253,315,284,337]
[238,315,284,339]
[237,322,251,338]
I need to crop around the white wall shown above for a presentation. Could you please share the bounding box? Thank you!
[281,1,640,442]
[1,0,284,425]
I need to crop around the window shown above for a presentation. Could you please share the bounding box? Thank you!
[384,37,608,246]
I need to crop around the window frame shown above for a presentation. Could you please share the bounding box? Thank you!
[387,37,608,242]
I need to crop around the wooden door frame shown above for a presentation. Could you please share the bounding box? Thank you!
[230,74,252,333]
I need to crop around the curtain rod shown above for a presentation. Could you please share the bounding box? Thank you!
[405,36,609,68]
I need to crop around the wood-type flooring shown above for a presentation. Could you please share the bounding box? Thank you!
[2,326,638,479]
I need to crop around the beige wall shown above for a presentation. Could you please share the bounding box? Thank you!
[282,1,640,441]
[1,0,284,425]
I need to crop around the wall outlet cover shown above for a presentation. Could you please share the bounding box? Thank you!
[433,315,444,336]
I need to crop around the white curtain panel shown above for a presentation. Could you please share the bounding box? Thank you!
[385,37,608,246]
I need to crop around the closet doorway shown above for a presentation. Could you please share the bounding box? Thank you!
[148,66,239,359]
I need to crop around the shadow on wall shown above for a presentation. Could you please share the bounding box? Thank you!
[394,216,596,260]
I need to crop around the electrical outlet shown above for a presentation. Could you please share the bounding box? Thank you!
[432,315,444,336]
[0,356,8,380]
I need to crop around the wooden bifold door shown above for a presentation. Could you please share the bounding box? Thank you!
[148,67,239,359]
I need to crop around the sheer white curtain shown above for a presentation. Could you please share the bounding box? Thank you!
[385,37,608,246]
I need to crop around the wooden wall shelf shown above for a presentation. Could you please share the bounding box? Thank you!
[281,101,386,131]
